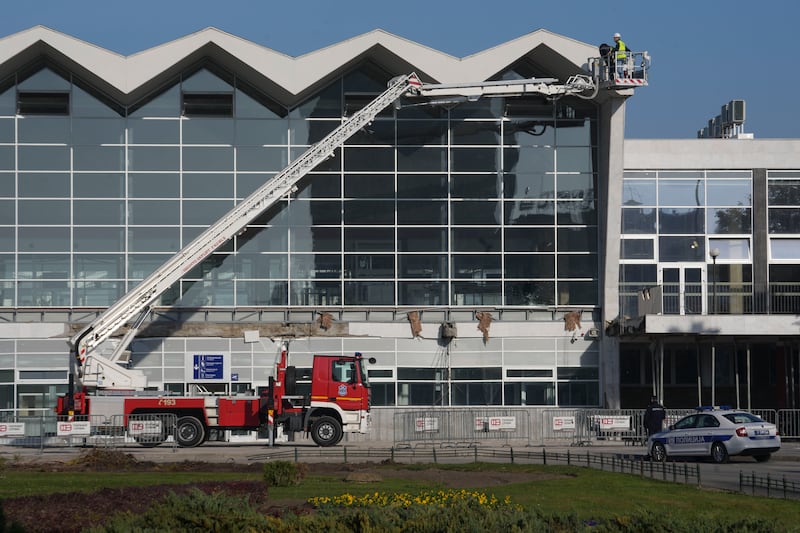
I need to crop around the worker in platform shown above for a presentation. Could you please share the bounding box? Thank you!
[612,33,629,79]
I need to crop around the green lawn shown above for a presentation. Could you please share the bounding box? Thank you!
[0,471,261,499]
[3,463,799,531]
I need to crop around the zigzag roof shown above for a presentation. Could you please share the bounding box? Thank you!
[0,26,598,106]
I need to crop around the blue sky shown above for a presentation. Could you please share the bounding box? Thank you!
[2,0,798,138]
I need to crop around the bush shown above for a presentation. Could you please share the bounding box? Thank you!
[85,489,274,533]
[263,461,307,487]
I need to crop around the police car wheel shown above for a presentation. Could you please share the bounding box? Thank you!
[651,442,667,462]
[710,442,729,464]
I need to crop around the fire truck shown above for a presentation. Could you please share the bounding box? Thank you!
[56,57,648,447]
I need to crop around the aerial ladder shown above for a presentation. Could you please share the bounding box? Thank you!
[68,70,604,393]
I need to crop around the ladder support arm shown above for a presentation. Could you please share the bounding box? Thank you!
[70,73,423,378]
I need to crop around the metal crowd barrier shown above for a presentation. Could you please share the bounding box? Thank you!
[0,412,178,451]
[393,408,534,447]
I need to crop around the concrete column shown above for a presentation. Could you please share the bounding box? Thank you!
[599,95,629,409]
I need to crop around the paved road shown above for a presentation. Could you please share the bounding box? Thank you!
[4,439,799,498]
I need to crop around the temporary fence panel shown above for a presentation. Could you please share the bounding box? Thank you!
[541,409,581,446]
[777,409,800,439]
[393,409,533,446]
[109,413,178,450]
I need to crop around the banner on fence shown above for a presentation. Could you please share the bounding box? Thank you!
[552,416,576,431]
[593,415,631,431]
[474,416,517,432]
[128,420,163,436]
[414,417,439,432]
[57,421,91,436]
[0,423,25,437]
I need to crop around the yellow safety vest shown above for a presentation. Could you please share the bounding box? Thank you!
[616,41,628,59]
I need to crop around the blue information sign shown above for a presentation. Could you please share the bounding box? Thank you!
[193,354,224,380]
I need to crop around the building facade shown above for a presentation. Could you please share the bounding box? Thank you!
[0,27,796,438]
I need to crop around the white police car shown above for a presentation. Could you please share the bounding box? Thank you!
[647,407,780,464]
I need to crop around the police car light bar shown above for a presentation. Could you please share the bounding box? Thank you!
[695,405,733,411]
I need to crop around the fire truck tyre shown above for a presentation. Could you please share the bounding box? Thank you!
[311,416,342,447]
[710,442,729,464]
[176,416,205,448]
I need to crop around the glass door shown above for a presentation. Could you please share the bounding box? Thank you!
[660,265,706,315]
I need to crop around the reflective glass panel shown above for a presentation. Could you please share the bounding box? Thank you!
[127,118,180,144]
[18,146,70,170]
[659,179,704,206]
[505,254,554,278]
[18,227,70,252]
[505,227,554,252]
[623,179,656,206]
[344,227,394,252]
[290,280,341,305]
[397,175,447,198]
[73,227,124,252]
[452,255,501,278]
[622,208,656,234]
[128,200,179,225]
[398,228,446,252]
[18,117,69,143]
[18,200,69,225]
[659,208,705,234]
[503,173,554,199]
[73,146,125,171]
[399,282,447,305]
[73,200,124,225]
[344,281,394,305]
[707,179,751,206]
[19,173,69,198]
[74,173,124,198]
[183,118,235,144]
[399,255,447,278]
[659,236,706,262]
[707,208,751,234]
[621,239,654,259]
[504,200,554,225]
[451,201,500,225]
[72,118,125,144]
[504,281,556,306]
[452,228,500,252]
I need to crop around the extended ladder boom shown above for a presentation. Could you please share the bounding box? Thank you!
[71,73,423,388]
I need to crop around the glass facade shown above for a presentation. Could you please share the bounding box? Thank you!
[619,170,753,316]
[0,63,600,310]
[0,61,602,410]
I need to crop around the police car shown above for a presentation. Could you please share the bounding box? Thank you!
[647,407,780,464]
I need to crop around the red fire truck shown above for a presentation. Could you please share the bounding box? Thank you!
[57,345,374,447]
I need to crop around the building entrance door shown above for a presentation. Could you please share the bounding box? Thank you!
[660,265,706,315]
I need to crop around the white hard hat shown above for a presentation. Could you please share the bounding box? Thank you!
[613,33,621,38]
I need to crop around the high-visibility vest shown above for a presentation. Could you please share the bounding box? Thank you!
[616,41,628,59]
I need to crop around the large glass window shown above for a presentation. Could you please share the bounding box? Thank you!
[0,65,600,310]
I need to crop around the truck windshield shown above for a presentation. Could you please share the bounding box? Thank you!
[359,358,370,388]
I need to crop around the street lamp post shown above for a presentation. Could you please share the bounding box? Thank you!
[709,247,720,314]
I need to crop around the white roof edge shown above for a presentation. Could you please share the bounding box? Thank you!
[0,25,597,96]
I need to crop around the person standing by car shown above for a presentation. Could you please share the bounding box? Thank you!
[643,395,666,436]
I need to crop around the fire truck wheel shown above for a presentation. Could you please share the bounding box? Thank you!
[175,416,205,448]
[311,416,342,447]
